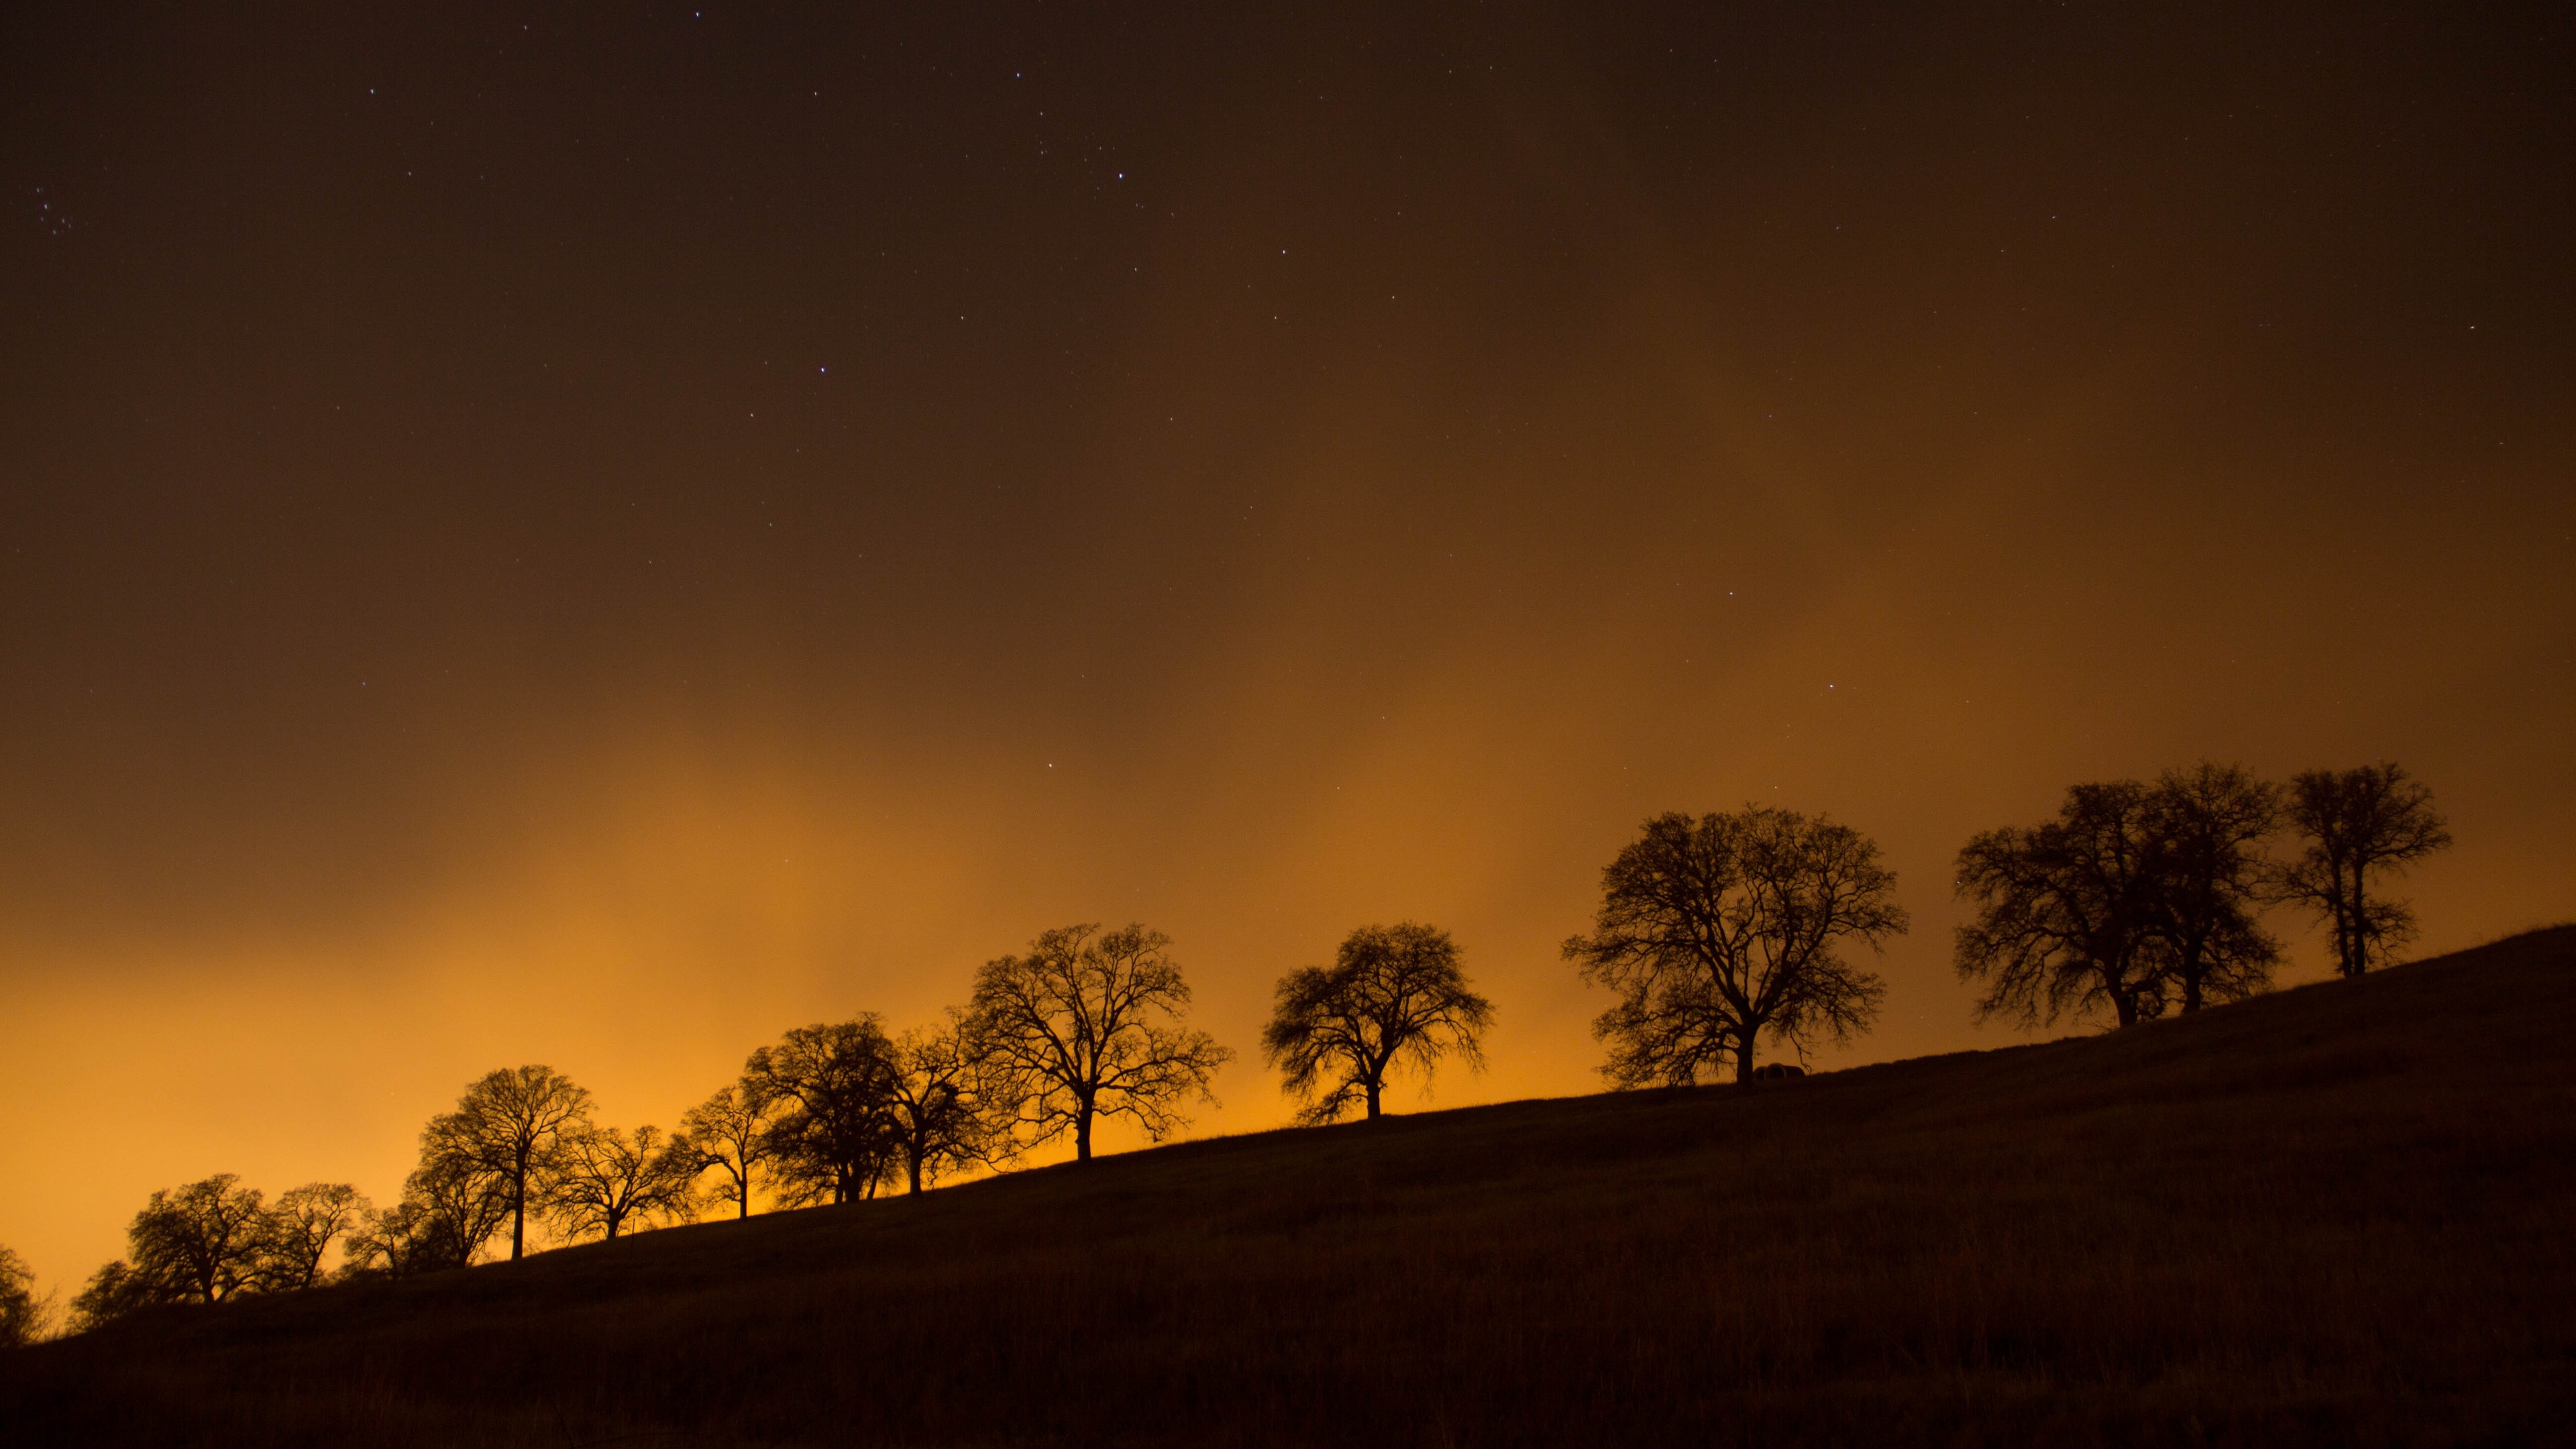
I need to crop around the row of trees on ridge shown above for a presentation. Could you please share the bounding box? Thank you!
[13,761,2446,1339]
[52,919,1499,1331]
[1955,762,2451,1028]
[1555,761,2449,1084]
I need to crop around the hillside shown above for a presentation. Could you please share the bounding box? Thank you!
[8,926,2574,1448]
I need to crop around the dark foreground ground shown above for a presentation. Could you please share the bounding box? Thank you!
[7,927,2574,1448]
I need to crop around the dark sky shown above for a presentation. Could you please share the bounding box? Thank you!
[4,1,2569,1291]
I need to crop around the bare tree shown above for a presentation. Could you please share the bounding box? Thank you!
[70,1175,271,1328]
[257,1182,372,1291]
[1264,922,1495,1123]
[885,1011,1009,1194]
[419,1065,594,1261]
[543,1125,700,1242]
[2278,763,2453,977]
[1566,808,1904,1085]
[747,1019,903,1205]
[339,1186,491,1281]
[129,1175,272,1303]
[0,1244,52,1347]
[2142,761,2285,1012]
[1955,782,2170,1029]
[69,1260,161,1332]
[342,1132,534,1279]
[678,1083,780,1220]
[409,1146,515,1269]
[969,923,1233,1162]
[339,1205,441,1281]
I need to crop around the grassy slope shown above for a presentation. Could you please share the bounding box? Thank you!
[7,926,2574,1448]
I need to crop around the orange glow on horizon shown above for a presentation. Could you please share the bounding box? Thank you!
[3,4,2568,1303]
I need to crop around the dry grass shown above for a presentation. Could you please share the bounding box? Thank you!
[7,926,2573,1447]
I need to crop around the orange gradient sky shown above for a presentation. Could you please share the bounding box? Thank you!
[3,3,2570,1297]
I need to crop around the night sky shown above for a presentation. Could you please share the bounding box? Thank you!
[5,2,2569,1294]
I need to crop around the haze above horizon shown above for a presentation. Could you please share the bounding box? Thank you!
[2,1,2568,1296]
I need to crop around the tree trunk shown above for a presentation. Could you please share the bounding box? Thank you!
[2339,861,2359,974]
[1075,1105,1093,1161]
[737,1179,751,1220]
[2111,983,2139,1028]
[1364,1077,1382,1119]
[511,1158,527,1260]
[1736,1026,1758,1083]
[907,1150,924,1195]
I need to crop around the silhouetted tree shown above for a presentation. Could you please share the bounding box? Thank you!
[2142,761,2285,1012]
[886,1011,1009,1194]
[339,1140,519,1279]
[679,1083,780,1220]
[256,1182,372,1291]
[0,1244,50,1347]
[338,1205,438,1281]
[420,1065,594,1261]
[542,1125,699,1242]
[339,1178,496,1280]
[970,922,1232,1162]
[68,1260,162,1332]
[421,1144,517,1265]
[1566,808,1904,1085]
[1263,922,1495,1123]
[131,1175,270,1303]
[1955,782,2171,1028]
[68,1175,270,1329]
[2278,763,2453,976]
[747,1019,904,1204]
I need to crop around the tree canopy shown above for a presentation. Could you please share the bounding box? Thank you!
[419,1065,594,1262]
[2141,761,2285,1012]
[747,1018,904,1203]
[67,1173,369,1330]
[1955,781,2171,1028]
[0,1245,48,1348]
[542,1125,699,1242]
[1264,922,1494,1123]
[1956,763,2324,1028]
[678,1083,779,1221]
[885,1012,1010,1194]
[258,1183,372,1292]
[121,1175,269,1306]
[970,923,1232,1161]
[2278,763,2453,977]
[1565,807,1905,1085]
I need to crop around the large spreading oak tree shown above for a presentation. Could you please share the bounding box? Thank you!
[257,1183,372,1291]
[1565,806,1906,1085]
[1263,922,1494,1123]
[885,1010,1010,1194]
[1957,762,2325,1028]
[419,1065,594,1261]
[541,1125,699,1242]
[1955,781,2171,1028]
[745,1018,904,1204]
[969,922,1232,1162]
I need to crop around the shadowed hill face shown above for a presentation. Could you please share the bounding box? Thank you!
[7,926,2573,1446]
